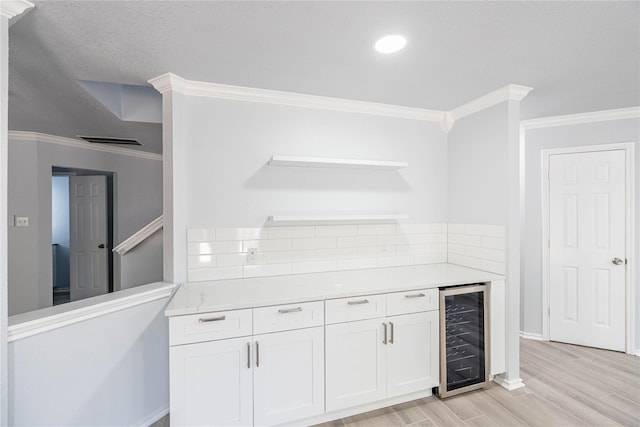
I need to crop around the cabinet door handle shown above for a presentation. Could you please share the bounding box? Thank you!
[198,315,226,323]
[389,321,394,344]
[278,307,302,314]
[255,341,260,368]
[246,342,251,369]
[382,322,388,345]
[405,293,425,299]
[348,299,369,305]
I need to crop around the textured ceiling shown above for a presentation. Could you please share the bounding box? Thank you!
[8,1,640,154]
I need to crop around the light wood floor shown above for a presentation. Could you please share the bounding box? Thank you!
[314,338,640,427]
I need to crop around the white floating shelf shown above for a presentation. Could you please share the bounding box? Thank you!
[268,155,408,170]
[268,214,409,223]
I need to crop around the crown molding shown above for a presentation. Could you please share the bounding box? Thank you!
[440,112,455,133]
[8,131,162,161]
[448,84,533,123]
[148,73,446,123]
[0,0,34,20]
[520,106,640,130]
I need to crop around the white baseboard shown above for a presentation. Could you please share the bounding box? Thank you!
[520,331,544,341]
[493,375,525,391]
[634,349,640,357]
[137,406,169,427]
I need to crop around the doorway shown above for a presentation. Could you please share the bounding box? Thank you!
[542,143,635,353]
[51,167,114,305]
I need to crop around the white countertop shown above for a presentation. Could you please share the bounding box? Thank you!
[165,263,504,317]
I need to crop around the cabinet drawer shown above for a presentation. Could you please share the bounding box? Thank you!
[253,301,324,334]
[325,294,386,324]
[169,309,252,346]
[386,288,438,316]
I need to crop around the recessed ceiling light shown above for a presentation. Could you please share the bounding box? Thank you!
[374,34,407,54]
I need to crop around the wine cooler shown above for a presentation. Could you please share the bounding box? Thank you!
[435,283,489,398]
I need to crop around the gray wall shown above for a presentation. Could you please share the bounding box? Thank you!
[119,229,163,290]
[447,102,509,225]
[521,118,640,348]
[7,137,162,315]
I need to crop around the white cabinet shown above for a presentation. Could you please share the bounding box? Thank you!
[325,318,388,411]
[170,337,253,427]
[325,289,439,412]
[170,305,324,427]
[387,311,439,397]
[253,327,324,426]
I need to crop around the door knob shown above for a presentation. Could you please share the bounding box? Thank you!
[98,244,105,249]
[612,257,625,265]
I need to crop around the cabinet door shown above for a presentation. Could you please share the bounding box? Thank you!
[326,318,387,411]
[387,311,439,397]
[170,337,252,426]
[253,327,325,426]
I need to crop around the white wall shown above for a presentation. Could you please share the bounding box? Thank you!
[167,95,448,283]
[521,117,640,347]
[7,136,163,315]
[182,97,448,227]
[8,297,169,426]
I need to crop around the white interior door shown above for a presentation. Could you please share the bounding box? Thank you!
[69,175,108,301]
[549,149,626,351]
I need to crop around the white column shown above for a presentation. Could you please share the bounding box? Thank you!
[496,98,526,390]
[148,74,188,284]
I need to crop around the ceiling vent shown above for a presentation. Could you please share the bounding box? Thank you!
[77,135,142,145]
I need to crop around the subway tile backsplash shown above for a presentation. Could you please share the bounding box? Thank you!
[187,223,449,282]
[186,223,506,282]
[446,223,505,274]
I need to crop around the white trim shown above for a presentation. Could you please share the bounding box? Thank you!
[8,131,162,161]
[7,282,176,342]
[634,350,640,357]
[541,142,636,354]
[268,155,408,170]
[448,84,533,123]
[521,107,640,130]
[519,331,544,341]
[148,73,446,123]
[136,406,169,427]
[113,216,163,255]
[268,214,408,222]
[492,375,525,391]
[0,1,34,19]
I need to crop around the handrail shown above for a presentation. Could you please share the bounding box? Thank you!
[112,216,163,255]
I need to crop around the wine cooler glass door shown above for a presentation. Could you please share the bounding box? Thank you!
[439,284,489,398]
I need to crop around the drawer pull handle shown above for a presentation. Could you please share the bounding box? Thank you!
[383,322,388,345]
[405,293,426,299]
[389,321,394,344]
[278,307,302,314]
[256,341,260,368]
[198,315,226,323]
[347,299,369,305]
